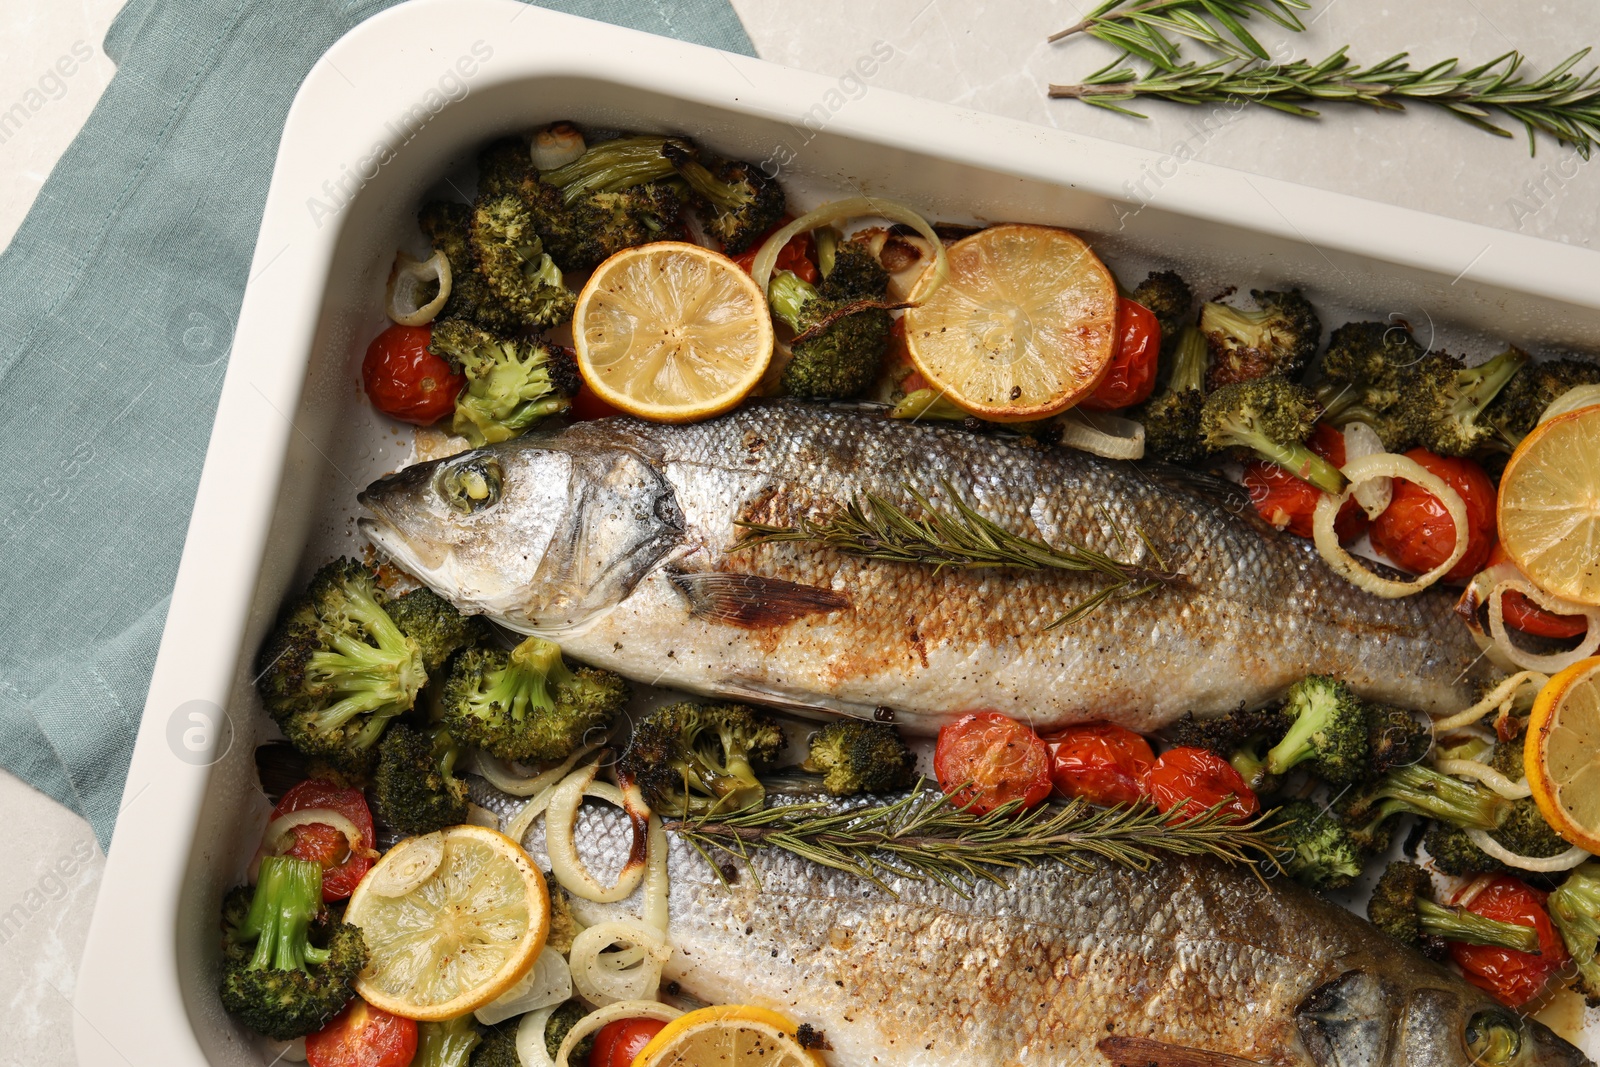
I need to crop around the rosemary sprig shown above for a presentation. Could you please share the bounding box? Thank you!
[1050,47,1600,156]
[734,483,1180,628]
[1047,0,1309,68]
[668,783,1287,896]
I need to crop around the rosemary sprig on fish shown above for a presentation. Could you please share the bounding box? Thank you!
[667,784,1286,894]
[734,483,1182,627]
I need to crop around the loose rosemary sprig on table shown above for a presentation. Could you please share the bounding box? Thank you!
[668,784,1287,896]
[734,483,1180,627]
[1050,47,1600,156]
[1047,0,1309,68]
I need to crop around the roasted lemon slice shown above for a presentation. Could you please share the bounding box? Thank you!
[900,223,1118,422]
[1526,657,1600,853]
[345,825,548,1021]
[1498,403,1600,605]
[573,241,772,423]
[633,1004,826,1067]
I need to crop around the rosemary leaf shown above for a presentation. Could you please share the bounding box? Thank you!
[1048,0,1309,67]
[668,783,1288,897]
[1049,48,1600,157]
[732,482,1181,627]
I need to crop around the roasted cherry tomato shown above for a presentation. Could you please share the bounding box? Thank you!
[1483,543,1589,639]
[271,779,377,902]
[567,381,624,422]
[934,712,1053,815]
[590,1017,668,1067]
[1449,877,1569,1008]
[1370,448,1496,582]
[361,324,464,426]
[733,216,818,284]
[1242,423,1367,541]
[1142,746,1259,824]
[1081,298,1161,411]
[1043,722,1155,807]
[305,1000,417,1067]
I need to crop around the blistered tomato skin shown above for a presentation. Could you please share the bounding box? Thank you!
[1449,877,1569,1007]
[1142,746,1259,824]
[591,1017,668,1067]
[934,712,1054,815]
[1080,298,1161,411]
[1242,424,1366,541]
[1483,543,1589,639]
[305,1000,417,1067]
[1043,722,1155,807]
[361,323,464,426]
[1370,448,1496,582]
[271,779,376,902]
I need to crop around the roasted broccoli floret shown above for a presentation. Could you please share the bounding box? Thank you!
[469,194,574,329]
[1549,863,1600,1004]
[619,701,785,816]
[1166,704,1289,794]
[1275,799,1364,890]
[662,142,786,254]
[478,136,534,199]
[1494,797,1573,859]
[526,180,685,273]
[769,268,892,399]
[219,856,367,1039]
[1200,288,1320,389]
[1314,321,1425,450]
[545,1000,592,1063]
[256,558,427,773]
[1487,357,1600,447]
[1135,324,1210,465]
[1368,860,1540,959]
[820,238,892,301]
[416,1013,481,1067]
[1264,676,1368,784]
[469,1023,520,1067]
[1341,764,1507,855]
[441,636,627,763]
[802,720,916,796]
[1364,703,1430,777]
[1130,270,1194,358]
[386,586,485,673]
[1198,378,1347,494]
[418,202,525,335]
[429,319,578,446]
[1396,347,1529,456]
[1423,821,1504,875]
[373,723,468,834]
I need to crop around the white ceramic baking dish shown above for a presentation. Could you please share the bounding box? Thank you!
[72,1,1600,1062]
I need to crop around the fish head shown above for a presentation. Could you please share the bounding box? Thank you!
[1297,971,1590,1067]
[359,431,684,634]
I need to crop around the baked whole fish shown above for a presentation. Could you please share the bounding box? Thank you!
[504,792,1589,1067]
[359,402,1487,731]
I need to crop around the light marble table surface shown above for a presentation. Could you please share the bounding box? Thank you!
[4,0,1600,1063]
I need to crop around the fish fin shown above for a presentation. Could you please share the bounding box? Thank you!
[1097,1037,1268,1067]
[668,569,850,628]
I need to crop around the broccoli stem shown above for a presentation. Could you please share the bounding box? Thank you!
[767,270,817,333]
[238,857,328,972]
[707,752,766,811]
[540,136,679,202]
[1225,418,1348,494]
[1550,866,1600,999]
[1168,325,1208,393]
[1416,898,1540,953]
[670,152,752,211]
[1370,765,1506,831]
[473,637,571,724]
[1456,346,1529,419]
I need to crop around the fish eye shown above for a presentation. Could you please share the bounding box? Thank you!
[436,455,503,513]
[1464,1009,1525,1066]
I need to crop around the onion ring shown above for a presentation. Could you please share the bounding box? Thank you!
[1487,578,1600,673]
[385,249,451,326]
[643,813,670,935]
[554,1001,683,1067]
[474,744,600,797]
[1340,422,1391,520]
[515,1005,560,1067]
[750,196,948,302]
[546,764,648,903]
[1056,408,1145,460]
[569,918,673,1006]
[1464,829,1591,872]
[1434,759,1533,799]
[261,809,368,860]
[1540,385,1600,424]
[476,946,572,1025]
[1313,453,1468,597]
[1430,670,1549,733]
